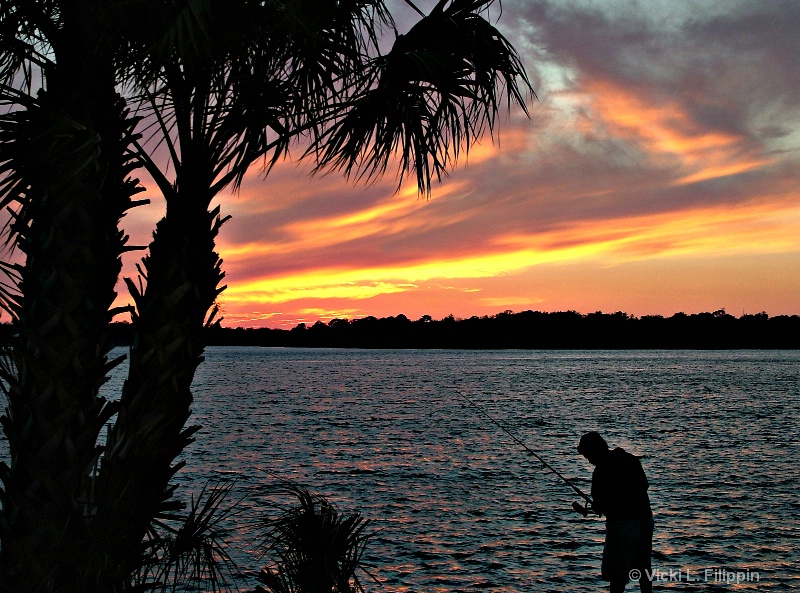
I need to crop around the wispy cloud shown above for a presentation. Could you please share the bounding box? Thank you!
[114,0,800,327]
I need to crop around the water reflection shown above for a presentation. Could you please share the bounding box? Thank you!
[91,348,800,592]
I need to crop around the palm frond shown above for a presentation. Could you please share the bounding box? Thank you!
[0,1,59,90]
[309,0,534,195]
[123,0,396,196]
[256,485,374,593]
[132,480,241,593]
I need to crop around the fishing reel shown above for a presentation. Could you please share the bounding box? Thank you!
[571,501,593,517]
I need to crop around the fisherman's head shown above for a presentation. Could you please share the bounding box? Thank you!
[578,431,609,465]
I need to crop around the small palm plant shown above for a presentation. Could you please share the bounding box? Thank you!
[256,486,374,593]
[130,481,240,593]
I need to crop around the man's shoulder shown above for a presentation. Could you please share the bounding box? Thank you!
[608,447,644,469]
[611,447,640,460]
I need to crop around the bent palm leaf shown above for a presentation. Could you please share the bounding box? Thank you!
[311,0,533,194]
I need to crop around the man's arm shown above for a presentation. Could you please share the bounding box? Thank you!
[591,468,608,516]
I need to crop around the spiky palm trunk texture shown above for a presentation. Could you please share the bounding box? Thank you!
[0,8,139,591]
[93,171,226,589]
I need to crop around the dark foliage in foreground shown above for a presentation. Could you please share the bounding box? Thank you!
[200,309,800,349]
[255,486,372,593]
[0,0,530,589]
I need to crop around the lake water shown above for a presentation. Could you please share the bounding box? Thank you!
[5,348,800,591]
[169,348,799,592]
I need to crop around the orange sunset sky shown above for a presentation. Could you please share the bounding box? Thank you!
[122,0,800,329]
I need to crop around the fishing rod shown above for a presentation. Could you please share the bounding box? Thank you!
[455,390,595,515]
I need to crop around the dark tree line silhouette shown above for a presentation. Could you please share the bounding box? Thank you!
[201,309,798,349]
[5,309,796,350]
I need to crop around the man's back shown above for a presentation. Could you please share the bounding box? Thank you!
[591,447,652,521]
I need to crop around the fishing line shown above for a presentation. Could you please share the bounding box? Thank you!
[455,390,593,505]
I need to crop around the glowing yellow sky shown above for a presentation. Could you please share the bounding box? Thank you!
[213,197,800,327]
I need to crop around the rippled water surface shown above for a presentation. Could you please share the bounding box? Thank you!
[9,348,800,591]
[161,348,798,592]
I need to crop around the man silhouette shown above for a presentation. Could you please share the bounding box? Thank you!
[578,432,653,593]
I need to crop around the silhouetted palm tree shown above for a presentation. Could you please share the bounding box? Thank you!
[0,2,145,590]
[0,0,532,590]
[256,486,373,593]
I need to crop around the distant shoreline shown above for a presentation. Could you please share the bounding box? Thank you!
[139,310,800,349]
[5,310,798,349]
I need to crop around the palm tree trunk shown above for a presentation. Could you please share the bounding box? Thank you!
[93,172,226,588]
[0,15,138,591]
